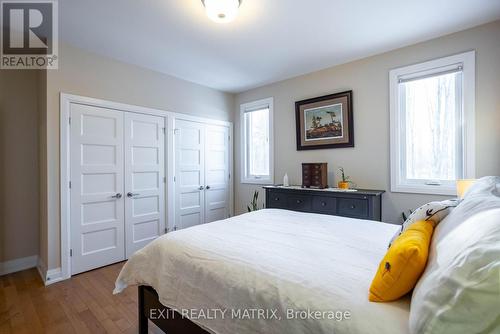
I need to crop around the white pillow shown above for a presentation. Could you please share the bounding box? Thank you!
[388,199,459,248]
[433,176,500,245]
[409,176,500,334]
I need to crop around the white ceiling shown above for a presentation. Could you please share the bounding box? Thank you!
[60,0,500,93]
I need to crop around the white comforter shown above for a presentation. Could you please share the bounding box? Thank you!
[114,209,410,334]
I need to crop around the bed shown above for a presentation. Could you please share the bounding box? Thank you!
[114,209,411,334]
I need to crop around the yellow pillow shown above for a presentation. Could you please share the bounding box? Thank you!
[369,220,434,302]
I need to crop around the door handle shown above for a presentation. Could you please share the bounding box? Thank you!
[205,185,211,190]
[198,186,205,190]
[127,192,140,198]
[111,193,122,199]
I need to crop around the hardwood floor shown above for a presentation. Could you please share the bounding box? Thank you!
[0,262,162,334]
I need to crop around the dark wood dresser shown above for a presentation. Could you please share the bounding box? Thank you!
[264,186,385,221]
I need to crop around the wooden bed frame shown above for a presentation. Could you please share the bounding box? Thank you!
[138,285,210,334]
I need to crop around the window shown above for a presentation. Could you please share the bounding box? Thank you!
[241,97,274,184]
[390,51,475,195]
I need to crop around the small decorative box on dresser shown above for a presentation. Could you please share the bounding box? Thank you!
[264,186,385,221]
[302,163,328,188]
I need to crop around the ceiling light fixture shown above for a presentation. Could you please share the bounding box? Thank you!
[201,0,242,24]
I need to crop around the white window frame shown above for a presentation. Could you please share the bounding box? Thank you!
[240,97,274,184]
[390,51,475,195]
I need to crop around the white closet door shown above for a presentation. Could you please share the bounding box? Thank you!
[175,119,205,230]
[204,124,230,223]
[124,113,165,258]
[70,104,125,275]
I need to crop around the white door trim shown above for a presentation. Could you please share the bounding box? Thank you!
[60,93,233,282]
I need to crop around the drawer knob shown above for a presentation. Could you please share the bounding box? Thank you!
[350,204,356,209]
[296,200,302,204]
[274,197,279,201]
[321,201,326,206]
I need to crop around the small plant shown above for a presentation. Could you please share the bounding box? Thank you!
[338,167,351,183]
[247,190,262,212]
[337,167,356,189]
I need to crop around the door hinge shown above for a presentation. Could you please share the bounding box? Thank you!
[162,127,165,134]
[70,249,73,257]
[69,181,72,189]
[228,173,231,179]
[163,176,166,183]
[173,176,176,182]
[69,117,71,125]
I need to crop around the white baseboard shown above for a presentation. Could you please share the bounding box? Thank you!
[36,257,63,285]
[45,267,63,285]
[1,256,64,286]
[0,255,38,276]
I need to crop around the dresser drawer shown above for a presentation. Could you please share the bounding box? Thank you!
[287,194,311,212]
[312,196,336,214]
[267,191,288,209]
[337,198,369,218]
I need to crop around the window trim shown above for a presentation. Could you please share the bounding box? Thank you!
[389,51,475,195]
[240,97,274,185]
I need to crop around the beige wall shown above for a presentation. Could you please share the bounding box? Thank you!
[0,70,40,262]
[234,21,500,224]
[41,43,235,270]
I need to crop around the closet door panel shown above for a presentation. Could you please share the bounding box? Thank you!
[205,124,230,223]
[70,104,125,275]
[124,113,165,258]
[175,119,205,230]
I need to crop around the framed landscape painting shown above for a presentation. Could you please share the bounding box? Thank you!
[295,90,354,150]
